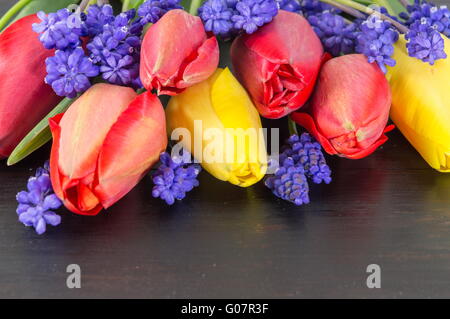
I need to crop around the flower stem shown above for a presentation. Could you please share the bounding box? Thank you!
[122,0,131,11]
[320,0,409,33]
[189,0,204,15]
[0,0,33,32]
[398,0,411,8]
[77,0,92,13]
[288,117,299,136]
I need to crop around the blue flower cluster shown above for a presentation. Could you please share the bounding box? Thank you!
[299,0,339,17]
[400,0,450,37]
[355,14,399,73]
[87,9,144,88]
[199,0,279,37]
[32,9,87,50]
[406,17,447,64]
[138,0,183,24]
[152,151,202,205]
[276,0,301,13]
[398,1,448,64]
[308,11,357,56]
[265,157,310,206]
[265,133,331,206]
[34,1,180,98]
[16,161,62,235]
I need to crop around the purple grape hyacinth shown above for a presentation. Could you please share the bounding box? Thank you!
[265,133,331,206]
[265,157,310,206]
[231,0,279,34]
[308,11,357,56]
[276,0,301,13]
[280,133,332,185]
[137,0,183,25]
[199,0,235,37]
[406,17,447,64]
[45,47,100,98]
[355,14,399,73]
[16,161,62,235]
[85,4,115,37]
[32,9,86,50]
[152,151,202,205]
[87,10,143,87]
[299,0,338,17]
[400,0,450,37]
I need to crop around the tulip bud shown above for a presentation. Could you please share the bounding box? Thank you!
[231,10,324,119]
[140,9,219,96]
[291,54,394,159]
[0,14,62,158]
[166,68,267,187]
[387,36,450,172]
[49,84,167,215]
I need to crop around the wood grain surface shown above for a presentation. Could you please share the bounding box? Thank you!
[0,0,449,299]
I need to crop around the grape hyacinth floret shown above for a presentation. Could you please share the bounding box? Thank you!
[199,0,235,37]
[45,47,100,98]
[231,0,279,34]
[400,0,450,37]
[265,133,331,206]
[265,157,310,206]
[280,133,332,184]
[355,14,399,73]
[299,0,338,17]
[199,0,279,36]
[138,0,183,25]
[87,10,143,87]
[276,0,301,13]
[16,161,62,235]
[85,4,115,37]
[406,18,447,64]
[152,152,202,205]
[308,11,357,56]
[33,9,86,50]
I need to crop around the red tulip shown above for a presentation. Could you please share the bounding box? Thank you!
[0,14,62,158]
[291,54,394,159]
[140,9,219,96]
[230,10,324,119]
[49,84,167,215]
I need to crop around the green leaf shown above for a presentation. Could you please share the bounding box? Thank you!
[8,0,80,26]
[7,98,74,166]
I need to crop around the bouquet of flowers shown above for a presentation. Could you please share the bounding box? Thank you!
[0,0,448,234]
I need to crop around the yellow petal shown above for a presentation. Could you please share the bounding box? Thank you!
[166,68,267,186]
[387,36,450,172]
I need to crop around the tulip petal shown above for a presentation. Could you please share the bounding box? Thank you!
[179,36,219,89]
[290,112,339,156]
[140,9,217,95]
[231,11,323,119]
[0,14,62,158]
[58,84,137,180]
[96,92,167,208]
[166,68,267,188]
[49,113,102,216]
[49,113,65,201]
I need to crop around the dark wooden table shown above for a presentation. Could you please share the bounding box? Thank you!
[1,0,450,299]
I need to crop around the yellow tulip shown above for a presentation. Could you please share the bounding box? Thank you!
[166,67,268,187]
[387,36,450,173]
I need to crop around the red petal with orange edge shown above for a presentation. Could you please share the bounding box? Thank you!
[290,112,338,156]
[57,84,136,180]
[95,92,167,209]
